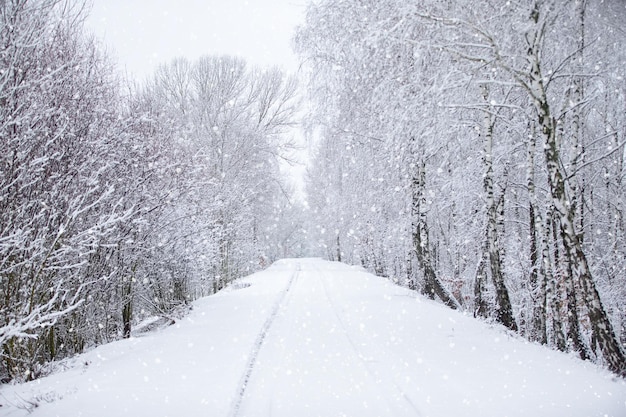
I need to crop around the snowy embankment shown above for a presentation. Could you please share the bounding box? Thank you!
[1,258,624,417]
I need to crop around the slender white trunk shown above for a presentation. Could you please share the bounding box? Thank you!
[476,85,517,331]
[527,128,547,343]
[409,143,459,310]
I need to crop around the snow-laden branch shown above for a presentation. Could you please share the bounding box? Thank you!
[0,281,84,347]
[566,138,626,180]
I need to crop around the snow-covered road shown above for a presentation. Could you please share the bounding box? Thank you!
[235,260,424,416]
[1,259,625,416]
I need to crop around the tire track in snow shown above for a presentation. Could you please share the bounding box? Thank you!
[228,263,299,417]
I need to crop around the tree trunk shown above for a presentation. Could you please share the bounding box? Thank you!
[474,248,489,319]
[406,248,416,290]
[336,234,342,263]
[570,0,587,241]
[526,129,547,343]
[526,8,625,372]
[122,278,132,339]
[540,92,622,368]
[411,158,459,310]
[561,237,591,360]
[122,259,137,339]
[476,85,517,331]
[529,202,547,342]
[545,210,566,351]
[488,191,517,331]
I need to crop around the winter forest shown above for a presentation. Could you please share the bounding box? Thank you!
[1,0,626,385]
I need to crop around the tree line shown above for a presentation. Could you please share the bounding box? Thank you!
[296,0,626,376]
[0,0,299,382]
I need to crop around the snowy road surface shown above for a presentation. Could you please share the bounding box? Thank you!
[1,258,625,416]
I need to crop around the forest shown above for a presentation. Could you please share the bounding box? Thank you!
[1,0,625,382]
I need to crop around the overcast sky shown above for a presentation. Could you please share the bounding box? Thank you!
[85,0,308,80]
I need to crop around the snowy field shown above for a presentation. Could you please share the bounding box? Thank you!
[1,258,624,417]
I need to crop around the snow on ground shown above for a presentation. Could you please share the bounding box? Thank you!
[1,258,625,417]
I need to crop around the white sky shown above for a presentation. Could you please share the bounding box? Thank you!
[85,0,308,80]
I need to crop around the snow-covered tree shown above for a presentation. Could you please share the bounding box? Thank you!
[0,0,132,379]
[296,0,626,375]
[141,56,299,292]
